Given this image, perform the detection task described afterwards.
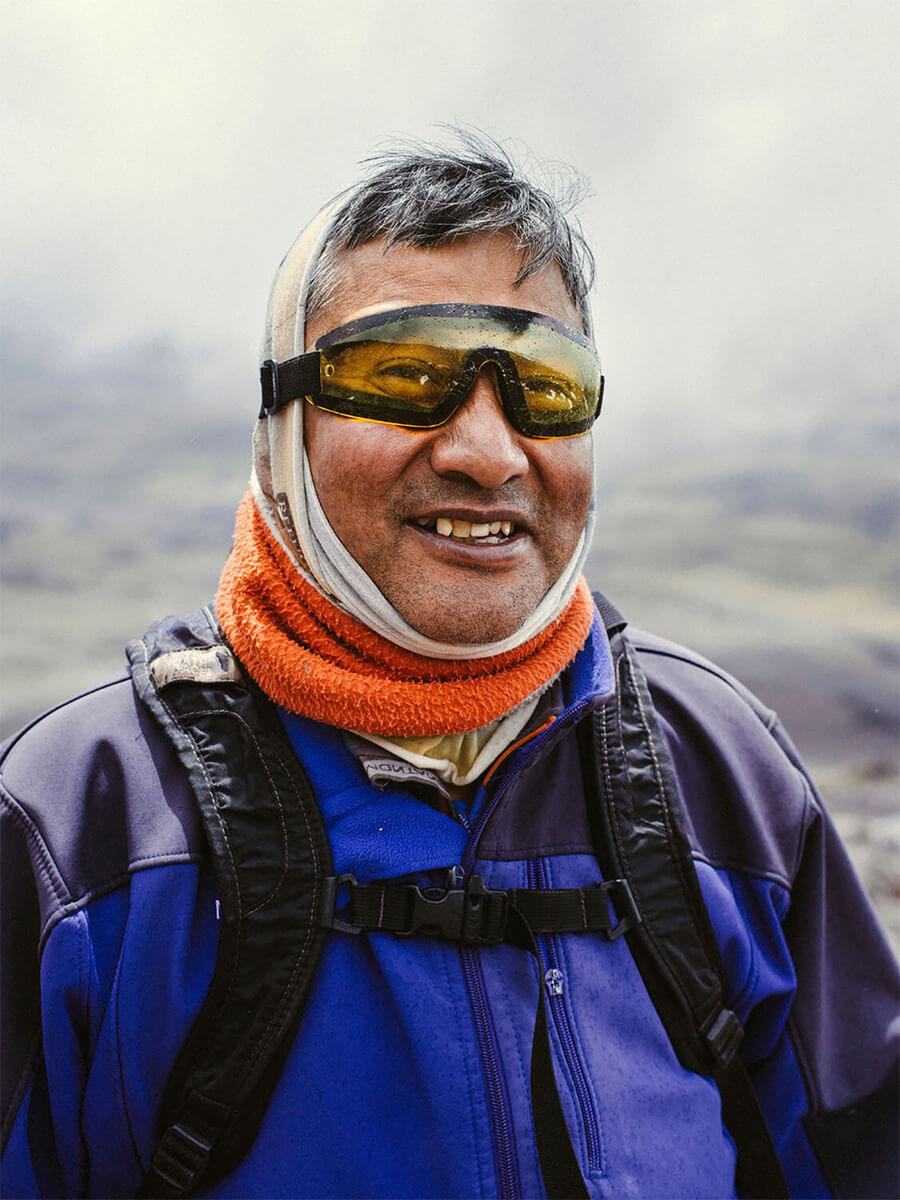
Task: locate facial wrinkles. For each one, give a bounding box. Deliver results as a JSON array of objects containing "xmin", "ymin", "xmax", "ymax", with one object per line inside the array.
[{"xmin": 296, "ymin": 234, "xmax": 595, "ymax": 648}]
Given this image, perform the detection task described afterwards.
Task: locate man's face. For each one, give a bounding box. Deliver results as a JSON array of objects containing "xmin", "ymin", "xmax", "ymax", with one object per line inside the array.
[{"xmin": 303, "ymin": 234, "xmax": 594, "ymax": 644}]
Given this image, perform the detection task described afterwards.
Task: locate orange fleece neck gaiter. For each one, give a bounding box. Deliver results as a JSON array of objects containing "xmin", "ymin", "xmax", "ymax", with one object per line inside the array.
[{"xmin": 217, "ymin": 493, "xmax": 594, "ymax": 737}]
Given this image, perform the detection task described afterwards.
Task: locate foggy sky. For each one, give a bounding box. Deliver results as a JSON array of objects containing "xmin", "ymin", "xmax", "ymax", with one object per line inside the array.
[{"xmin": 2, "ymin": 0, "xmax": 898, "ymax": 451}]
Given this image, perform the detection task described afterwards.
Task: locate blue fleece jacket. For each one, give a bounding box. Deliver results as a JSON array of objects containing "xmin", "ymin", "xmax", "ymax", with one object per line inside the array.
[{"xmin": 1, "ymin": 616, "xmax": 896, "ymax": 1198}]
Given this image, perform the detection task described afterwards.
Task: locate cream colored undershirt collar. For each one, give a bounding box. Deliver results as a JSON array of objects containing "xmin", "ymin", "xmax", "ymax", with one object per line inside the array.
[{"xmin": 354, "ymin": 690, "xmax": 543, "ymax": 787}]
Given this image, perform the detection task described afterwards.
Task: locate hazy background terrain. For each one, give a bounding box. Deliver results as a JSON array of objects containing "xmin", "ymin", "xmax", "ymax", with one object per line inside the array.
[{"xmin": 2, "ymin": 1, "xmax": 897, "ymax": 946}]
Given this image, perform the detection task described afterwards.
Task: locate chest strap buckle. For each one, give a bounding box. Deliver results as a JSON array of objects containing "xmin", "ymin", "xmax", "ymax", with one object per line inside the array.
[
  {"xmin": 400, "ymin": 874, "xmax": 509, "ymax": 944},
  {"xmin": 320, "ymin": 874, "xmax": 509, "ymax": 944}
]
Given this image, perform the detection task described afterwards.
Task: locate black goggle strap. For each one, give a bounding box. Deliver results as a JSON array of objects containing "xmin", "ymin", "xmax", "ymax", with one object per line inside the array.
[{"xmin": 259, "ymin": 353, "xmax": 321, "ymax": 418}]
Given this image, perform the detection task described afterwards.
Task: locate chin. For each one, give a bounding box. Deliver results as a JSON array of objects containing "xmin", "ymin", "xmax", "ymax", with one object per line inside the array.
[
  {"xmin": 404, "ymin": 609, "xmax": 528, "ymax": 647},
  {"xmin": 387, "ymin": 580, "xmax": 541, "ymax": 648},
  {"xmin": 437, "ymin": 627, "xmax": 520, "ymax": 647}
]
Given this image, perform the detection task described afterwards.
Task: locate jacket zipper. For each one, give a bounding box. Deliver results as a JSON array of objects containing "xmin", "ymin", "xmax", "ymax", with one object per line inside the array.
[
  {"xmin": 462, "ymin": 946, "xmax": 522, "ymax": 1199},
  {"xmin": 457, "ymin": 700, "xmax": 594, "ymax": 1199},
  {"xmin": 529, "ymin": 857, "xmax": 604, "ymax": 1175}
]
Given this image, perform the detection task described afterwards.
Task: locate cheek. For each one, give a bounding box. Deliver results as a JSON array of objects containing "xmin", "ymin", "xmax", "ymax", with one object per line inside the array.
[
  {"xmin": 303, "ymin": 407, "xmax": 413, "ymax": 522},
  {"xmin": 542, "ymin": 436, "xmax": 594, "ymax": 524},
  {"xmin": 304, "ymin": 408, "xmax": 343, "ymax": 509}
]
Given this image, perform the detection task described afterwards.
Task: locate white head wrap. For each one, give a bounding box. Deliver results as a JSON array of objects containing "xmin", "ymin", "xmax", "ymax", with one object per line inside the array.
[{"xmin": 250, "ymin": 196, "xmax": 597, "ymax": 660}]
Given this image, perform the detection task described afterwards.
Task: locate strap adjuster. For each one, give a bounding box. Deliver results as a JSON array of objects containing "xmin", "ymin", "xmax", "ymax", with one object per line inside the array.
[
  {"xmin": 259, "ymin": 359, "xmax": 280, "ymax": 417},
  {"xmin": 150, "ymin": 1122, "xmax": 213, "ymax": 1194},
  {"xmin": 703, "ymin": 1006, "xmax": 744, "ymax": 1068},
  {"xmin": 319, "ymin": 873, "xmax": 362, "ymax": 934},
  {"xmin": 320, "ymin": 874, "xmax": 643, "ymax": 945},
  {"xmin": 604, "ymin": 877, "xmax": 641, "ymax": 940}
]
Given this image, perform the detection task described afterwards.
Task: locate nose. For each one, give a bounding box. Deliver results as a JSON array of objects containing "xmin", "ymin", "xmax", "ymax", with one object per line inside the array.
[{"xmin": 428, "ymin": 367, "xmax": 529, "ymax": 488}]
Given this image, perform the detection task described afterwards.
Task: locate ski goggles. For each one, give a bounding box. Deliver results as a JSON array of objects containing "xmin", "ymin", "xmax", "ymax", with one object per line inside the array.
[{"xmin": 259, "ymin": 303, "xmax": 604, "ymax": 439}]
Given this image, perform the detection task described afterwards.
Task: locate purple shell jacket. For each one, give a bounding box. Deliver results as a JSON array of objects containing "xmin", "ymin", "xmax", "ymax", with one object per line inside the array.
[{"xmin": 1, "ymin": 612, "xmax": 897, "ymax": 1198}]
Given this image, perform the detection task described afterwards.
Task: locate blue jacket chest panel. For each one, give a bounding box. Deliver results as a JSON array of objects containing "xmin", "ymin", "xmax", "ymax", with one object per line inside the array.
[
  {"xmin": 3, "ymin": 619, "xmax": 845, "ymax": 1199},
  {"xmin": 214, "ymin": 694, "xmax": 742, "ymax": 1199}
]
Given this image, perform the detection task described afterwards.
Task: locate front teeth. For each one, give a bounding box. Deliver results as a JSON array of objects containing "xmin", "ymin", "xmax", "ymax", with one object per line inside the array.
[{"xmin": 424, "ymin": 517, "xmax": 515, "ymax": 543}]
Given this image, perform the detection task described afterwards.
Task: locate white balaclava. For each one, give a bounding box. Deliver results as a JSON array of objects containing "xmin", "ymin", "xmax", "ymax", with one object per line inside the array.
[{"xmin": 250, "ymin": 195, "xmax": 597, "ymax": 661}]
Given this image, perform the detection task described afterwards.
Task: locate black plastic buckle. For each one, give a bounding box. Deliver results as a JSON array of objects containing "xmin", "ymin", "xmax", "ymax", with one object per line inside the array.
[
  {"xmin": 603, "ymin": 877, "xmax": 642, "ymax": 940},
  {"xmin": 319, "ymin": 873, "xmax": 362, "ymax": 934},
  {"xmin": 259, "ymin": 359, "xmax": 280, "ymax": 418},
  {"xmin": 704, "ymin": 1006, "xmax": 744, "ymax": 1068},
  {"xmin": 150, "ymin": 1122, "xmax": 213, "ymax": 1194},
  {"xmin": 399, "ymin": 875, "xmax": 508, "ymax": 945}
]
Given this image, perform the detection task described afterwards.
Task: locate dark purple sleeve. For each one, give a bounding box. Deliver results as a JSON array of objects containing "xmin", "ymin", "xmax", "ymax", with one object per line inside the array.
[
  {"xmin": 638, "ymin": 633, "xmax": 899, "ymax": 1198},
  {"xmin": 770, "ymin": 718, "xmax": 899, "ymax": 1199}
]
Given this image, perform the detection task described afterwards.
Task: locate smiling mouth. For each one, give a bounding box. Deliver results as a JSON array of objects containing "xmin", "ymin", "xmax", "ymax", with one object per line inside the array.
[{"xmin": 413, "ymin": 516, "xmax": 517, "ymax": 545}]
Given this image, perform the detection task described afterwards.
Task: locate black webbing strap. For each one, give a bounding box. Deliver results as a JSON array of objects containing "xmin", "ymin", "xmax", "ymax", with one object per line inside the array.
[
  {"xmin": 717, "ymin": 1054, "xmax": 793, "ymax": 1200},
  {"xmin": 586, "ymin": 592, "xmax": 789, "ymax": 1200},
  {"xmin": 321, "ymin": 873, "xmax": 640, "ymax": 943},
  {"xmin": 259, "ymin": 353, "xmax": 320, "ymax": 417},
  {"xmin": 321, "ymin": 874, "xmax": 605, "ymax": 1200},
  {"xmin": 504, "ymin": 902, "xmax": 591, "ymax": 1200}
]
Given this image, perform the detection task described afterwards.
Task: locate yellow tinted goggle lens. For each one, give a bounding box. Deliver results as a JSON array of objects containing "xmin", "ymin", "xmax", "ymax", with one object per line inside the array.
[
  {"xmin": 322, "ymin": 340, "xmax": 462, "ymax": 410},
  {"xmin": 507, "ymin": 356, "xmax": 588, "ymax": 415},
  {"xmin": 313, "ymin": 306, "xmax": 602, "ymax": 436},
  {"xmin": 322, "ymin": 341, "xmax": 592, "ymax": 417}
]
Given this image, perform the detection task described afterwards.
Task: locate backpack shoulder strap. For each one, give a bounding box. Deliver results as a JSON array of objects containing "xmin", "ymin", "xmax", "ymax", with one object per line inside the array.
[
  {"xmin": 585, "ymin": 593, "xmax": 789, "ymax": 1200},
  {"xmin": 127, "ymin": 608, "xmax": 333, "ymax": 1199}
]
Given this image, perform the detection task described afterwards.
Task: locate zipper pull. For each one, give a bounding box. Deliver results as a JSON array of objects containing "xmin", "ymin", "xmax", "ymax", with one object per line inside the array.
[
  {"xmin": 448, "ymin": 864, "xmax": 464, "ymax": 888},
  {"xmin": 545, "ymin": 968, "xmax": 564, "ymax": 997}
]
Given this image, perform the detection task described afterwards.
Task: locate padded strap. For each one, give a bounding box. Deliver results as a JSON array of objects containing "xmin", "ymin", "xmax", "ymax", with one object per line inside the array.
[
  {"xmin": 585, "ymin": 634, "xmax": 736, "ymax": 1068},
  {"xmin": 583, "ymin": 597, "xmax": 789, "ymax": 1199},
  {"xmin": 592, "ymin": 591, "xmax": 627, "ymax": 637},
  {"xmin": 129, "ymin": 622, "xmax": 333, "ymax": 1198}
]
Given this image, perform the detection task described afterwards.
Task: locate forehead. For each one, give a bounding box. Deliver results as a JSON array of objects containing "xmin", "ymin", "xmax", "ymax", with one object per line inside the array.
[{"xmin": 304, "ymin": 233, "xmax": 584, "ymax": 348}]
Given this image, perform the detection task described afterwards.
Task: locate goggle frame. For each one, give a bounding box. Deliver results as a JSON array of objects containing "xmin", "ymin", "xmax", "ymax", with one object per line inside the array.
[{"xmin": 259, "ymin": 303, "xmax": 604, "ymax": 440}]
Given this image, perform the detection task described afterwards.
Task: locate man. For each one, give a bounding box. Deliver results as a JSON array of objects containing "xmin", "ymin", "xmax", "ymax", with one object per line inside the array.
[{"xmin": 1, "ymin": 139, "xmax": 897, "ymax": 1199}]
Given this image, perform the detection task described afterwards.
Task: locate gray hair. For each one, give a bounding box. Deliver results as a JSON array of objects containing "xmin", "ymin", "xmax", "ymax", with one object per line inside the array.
[{"xmin": 305, "ymin": 130, "xmax": 596, "ymax": 321}]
